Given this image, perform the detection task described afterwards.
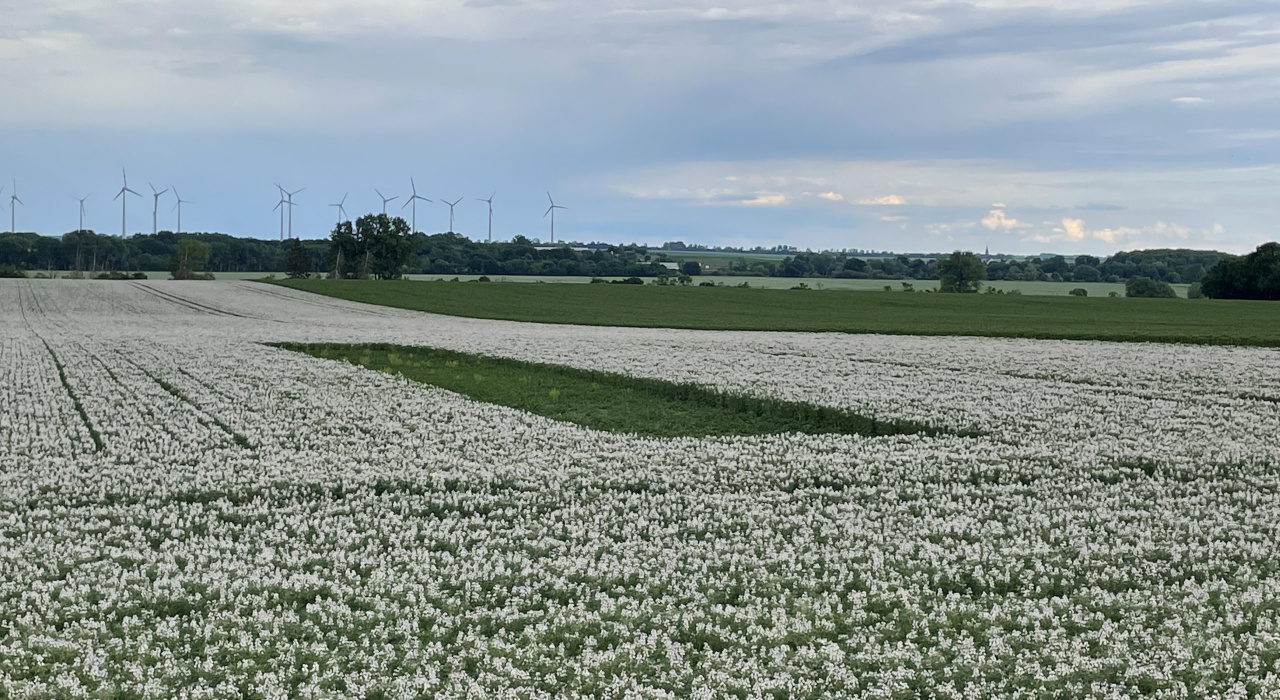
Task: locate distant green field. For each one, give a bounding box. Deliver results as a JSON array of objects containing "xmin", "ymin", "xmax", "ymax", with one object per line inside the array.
[
  {"xmin": 402, "ymin": 274, "xmax": 1166, "ymax": 297},
  {"xmin": 271, "ymin": 279, "xmax": 1280, "ymax": 347}
]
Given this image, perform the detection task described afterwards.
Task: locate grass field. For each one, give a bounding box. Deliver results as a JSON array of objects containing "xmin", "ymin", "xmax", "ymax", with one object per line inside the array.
[
  {"xmin": 271, "ymin": 278, "xmax": 1279, "ymax": 346},
  {"xmin": 280, "ymin": 343, "xmax": 940, "ymax": 438}
]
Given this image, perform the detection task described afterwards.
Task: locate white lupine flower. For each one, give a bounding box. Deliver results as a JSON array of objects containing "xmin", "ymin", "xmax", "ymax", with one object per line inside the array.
[{"xmin": 2, "ymin": 279, "xmax": 1280, "ymax": 698}]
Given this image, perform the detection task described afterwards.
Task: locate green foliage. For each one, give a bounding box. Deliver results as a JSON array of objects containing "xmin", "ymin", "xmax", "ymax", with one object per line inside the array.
[
  {"xmin": 1125, "ymin": 276, "xmax": 1178, "ymax": 298},
  {"xmin": 1069, "ymin": 288, "xmax": 1088, "ymax": 297},
  {"xmin": 286, "ymin": 239, "xmax": 311, "ymax": 279},
  {"xmin": 170, "ymin": 240, "xmax": 212, "ymax": 280},
  {"xmin": 278, "ymin": 343, "xmax": 945, "ymax": 438},
  {"xmin": 328, "ymin": 214, "xmax": 415, "ymax": 280},
  {"xmin": 681, "ymin": 260, "xmax": 701, "ymax": 276},
  {"xmin": 937, "ymin": 251, "xmax": 987, "ymax": 293},
  {"xmin": 1187, "ymin": 282, "xmax": 1204, "ymax": 299},
  {"xmin": 272, "ymin": 279, "xmax": 1280, "ymax": 347},
  {"xmin": 1200, "ymin": 242, "xmax": 1280, "ymax": 300},
  {"xmin": 0, "ymin": 263, "xmax": 26, "ymax": 278}
]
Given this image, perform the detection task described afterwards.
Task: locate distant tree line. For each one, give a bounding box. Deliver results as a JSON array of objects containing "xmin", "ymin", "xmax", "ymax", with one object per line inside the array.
[
  {"xmin": 737, "ymin": 248, "xmax": 1231, "ymax": 285},
  {"xmin": 0, "ymin": 225, "xmax": 1266, "ymax": 295}
]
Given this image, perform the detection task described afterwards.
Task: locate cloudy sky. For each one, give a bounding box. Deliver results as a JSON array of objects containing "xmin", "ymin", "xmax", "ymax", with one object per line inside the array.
[{"xmin": 3, "ymin": 0, "xmax": 1279, "ymax": 254}]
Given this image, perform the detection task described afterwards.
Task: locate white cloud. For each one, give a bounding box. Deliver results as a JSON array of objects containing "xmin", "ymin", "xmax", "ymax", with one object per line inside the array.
[
  {"xmin": 879, "ymin": 215, "xmax": 907, "ymax": 222},
  {"xmin": 738, "ymin": 193, "xmax": 787, "ymax": 207},
  {"xmin": 1058, "ymin": 217, "xmax": 1086, "ymax": 241},
  {"xmin": 857, "ymin": 194, "xmax": 906, "ymax": 205},
  {"xmin": 1172, "ymin": 96, "xmax": 1207, "ymax": 104},
  {"xmin": 817, "ymin": 191, "xmax": 844, "ymax": 201},
  {"xmin": 981, "ymin": 208, "xmax": 1024, "ymax": 230}
]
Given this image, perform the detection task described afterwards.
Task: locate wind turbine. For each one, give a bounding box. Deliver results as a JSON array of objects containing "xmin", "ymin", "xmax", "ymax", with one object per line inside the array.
[
  {"xmin": 375, "ymin": 189, "xmax": 399, "ymax": 215},
  {"xmin": 113, "ymin": 169, "xmax": 140, "ymax": 237},
  {"xmin": 329, "ymin": 193, "xmax": 349, "ymax": 224},
  {"xmin": 273, "ymin": 185, "xmax": 287, "ymax": 240},
  {"xmin": 475, "ymin": 193, "xmax": 495, "ymax": 242},
  {"xmin": 285, "ymin": 187, "xmax": 304, "ymax": 239},
  {"xmin": 149, "ymin": 183, "xmax": 169, "ymax": 235},
  {"xmin": 172, "ymin": 188, "xmax": 191, "ymax": 235},
  {"xmin": 402, "ymin": 178, "xmax": 431, "ymax": 233},
  {"xmin": 441, "ymin": 197, "xmax": 463, "ymax": 233},
  {"xmin": 72, "ymin": 193, "xmax": 90, "ymax": 232},
  {"xmin": 544, "ymin": 192, "xmax": 566, "ymax": 244},
  {"xmin": 8, "ymin": 181, "xmax": 22, "ymax": 234}
]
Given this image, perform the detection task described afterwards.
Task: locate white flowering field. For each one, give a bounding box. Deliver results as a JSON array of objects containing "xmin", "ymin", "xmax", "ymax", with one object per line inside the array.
[{"xmin": 3, "ymin": 279, "xmax": 1280, "ymax": 699}]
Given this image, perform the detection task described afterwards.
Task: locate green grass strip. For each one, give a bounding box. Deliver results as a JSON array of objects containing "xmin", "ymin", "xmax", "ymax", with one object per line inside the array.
[
  {"xmin": 277, "ymin": 342, "xmax": 951, "ymax": 439},
  {"xmin": 270, "ymin": 279, "xmax": 1280, "ymax": 348},
  {"xmin": 39, "ymin": 339, "xmax": 104, "ymax": 453}
]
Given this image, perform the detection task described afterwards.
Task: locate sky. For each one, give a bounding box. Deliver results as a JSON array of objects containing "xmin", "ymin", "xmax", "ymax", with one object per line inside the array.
[{"xmin": 2, "ymin": 0, "xmax": 1280, "ymax": 255}]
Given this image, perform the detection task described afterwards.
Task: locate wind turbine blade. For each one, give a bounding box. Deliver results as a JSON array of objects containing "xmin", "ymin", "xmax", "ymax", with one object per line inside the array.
[
  {"xmin": 547, "ymin": 191, "xmax": 554, "ymax": 205},
  {"xmin": 114, "ymin": 190, "xmax": 123, "ymax": 201},
  {"xmin": 340, "ymin": 193, "xmax": 347, "ymax": 205},
  {"xmin": 13, "ymin": 197, "xmax": 21, "ymax": 205},
  {"xmin": 376, "ymin": 189, "xmax": 384, "ymax": 199},
  {"xmin": 402, "ymin": 198, "xmax": 412, "ymax": 209},
  {"xmin": 544, "ymin": 206, "xmax": 553, "ymax": 217}
]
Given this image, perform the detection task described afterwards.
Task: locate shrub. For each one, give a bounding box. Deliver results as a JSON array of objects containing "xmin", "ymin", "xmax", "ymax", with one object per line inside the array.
[
  {"xmin": 1187, "ymin": 282, "xmax": 1204, "ymax": 299},
  {"xmin": 0, "ymin": 264, "xmax": 26, "ymax": 278},
  {"xmin": 1125, "ymin": 276, "xmax": 1177, "ymax": 298},
  {"xmin": 680, "ymin": 261, "xmax": 701, "ymax": 276},
  {"xmin": 1069, "ymin": 288, "xmax": 1088, "ymax": 297}
]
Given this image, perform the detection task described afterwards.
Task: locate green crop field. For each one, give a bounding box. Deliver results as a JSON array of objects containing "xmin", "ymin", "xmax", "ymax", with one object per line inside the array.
[
  {"xmin": 279, "ymin": 343, "xmax": 940, "ymax": 438},
  {"xmin": 271, "ymin": 278, "xmax": 1280, "ymax": 346}
]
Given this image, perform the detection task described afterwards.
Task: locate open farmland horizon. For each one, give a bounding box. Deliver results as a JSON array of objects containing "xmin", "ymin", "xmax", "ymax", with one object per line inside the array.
[{"xmin": 273, "ymin": 278, "xmax": 1277, "ymax": 347}]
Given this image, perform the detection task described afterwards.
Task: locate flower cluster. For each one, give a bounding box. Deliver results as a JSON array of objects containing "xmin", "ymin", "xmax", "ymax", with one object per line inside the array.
[{"xmin": 2, "ymin": 279, "xmax": 1279, "ymax": 699}]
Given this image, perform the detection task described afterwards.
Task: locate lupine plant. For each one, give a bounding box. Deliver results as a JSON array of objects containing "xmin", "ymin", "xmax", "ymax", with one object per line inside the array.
[{"xmin": 1, "ymin": 279, "xmax": 1279, "ymax": 699}]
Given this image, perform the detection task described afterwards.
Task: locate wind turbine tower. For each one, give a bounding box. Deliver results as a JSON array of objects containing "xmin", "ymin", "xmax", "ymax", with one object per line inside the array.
[
  {"xmin": 441, "ymin": 197, "xmax": 463, "ymax": 233},
  {"xmin": 544, "ymin": 192, "xmax": 567, "ymax": 244},
  {"xmin": 375, "ymin": 189, "xmax": 399, "ymax": 215},
  {"xmin": 8, "ymin": 182, "xmax": 22, "ymax": 234},
  {"xmin": 285, "ymin": 187, "xmax": 304, "ymax": 239},
  {"xmin": 72, "ymin": 194, "xmax": 90, "ymax": 232},
  {"xmin": 172, "ymin": 189, "xmax": 192, "ymax": 235},
  {"xmin": 149, "ymin": 183, "xmax": 169, "ymax": 235},
  {"xmin": 329, "ymin": 193, "xmax": 349, "ymax": 225},
  {"xmin": 273, "ymin": 185, "xmax": 287, "ymax": 240},
  {"xmin": 475, "ymin": 193, "xmax": 495, "ymax": 242},
  {"xmin": 403, "ymin": 179, "xmax": 431, "ymax": 233},
  {"xmin": 113, "ymin": 170, "xmax": 140, "ymax": 237}
]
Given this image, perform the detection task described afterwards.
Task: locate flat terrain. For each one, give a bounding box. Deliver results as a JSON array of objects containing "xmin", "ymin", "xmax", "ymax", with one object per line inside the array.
[
  {"xmin": 400, "ymin": 274, "xmax": 1166, "ymax": 297},
  {"xmin": 5, "ymin": 279, "xmax": 1280, "ymax": 697},
  {"xmin": 282, "ymin": 342, "xmax": 937, "ymax": 437},
  {"xmin": 274, "ymin": 278, "xmax": 1277, "ymax": 346},
  {"xmin": 115, "ymin": 271, "xmax": 1163, "ymax": 296}
]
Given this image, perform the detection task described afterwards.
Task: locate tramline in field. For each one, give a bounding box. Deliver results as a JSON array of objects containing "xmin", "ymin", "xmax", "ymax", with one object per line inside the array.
[{"xmin": 2, "ymin": 278, "xmax": 1280, "ymax": 698}]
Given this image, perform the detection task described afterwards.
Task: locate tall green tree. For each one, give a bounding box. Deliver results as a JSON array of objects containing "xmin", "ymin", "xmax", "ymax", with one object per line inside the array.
[
  {"xmin": 328, "ymin": 214, "xmax": 414, "ymax": 280},
  {"xmin": 937, "ymin": 251, "xmax": 986, "ymax": 293},
  {"xmin": 170, "ymin": 240, "xmax": 211, "ymax": 280},
  {"xmin": 286, "ymin": 239, "xmax": 311, "ymax": 279},
  {"xmin": 1201, "ymin": 242, "xmax": 1280, "ymax": 300}
]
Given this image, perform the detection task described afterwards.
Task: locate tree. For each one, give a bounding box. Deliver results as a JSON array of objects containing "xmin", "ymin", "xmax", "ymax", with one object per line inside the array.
[
  {"xmin": 1201, "ymin": 242, "xmax": 1280, "ymax": 300},
  {"xmin": 937, "ymin": 251, "xmax": 986, "ymax": 293},
  {"xmin": 328, "ymin": 214, "xmax": 414, "ymax": 280},
  {"xmin": 680, "ymin": 260, "xmax": 701, "ymax": 276},
  {"xmin": 170, "ymin": 240, "xmax": 211, "ymax": 280},
  {"xmin": 1125, "ymin": 276, "xmax": 1177, "ymax": 298},
  {"xmin": 286, "ymin": 239, "xmax": 311, "ymax": 279}
]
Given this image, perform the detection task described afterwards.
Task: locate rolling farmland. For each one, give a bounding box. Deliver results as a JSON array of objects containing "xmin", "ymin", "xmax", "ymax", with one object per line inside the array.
[{"xmin": 4, "ymin": 279, "xmax": 1280, "ymax": 698}]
